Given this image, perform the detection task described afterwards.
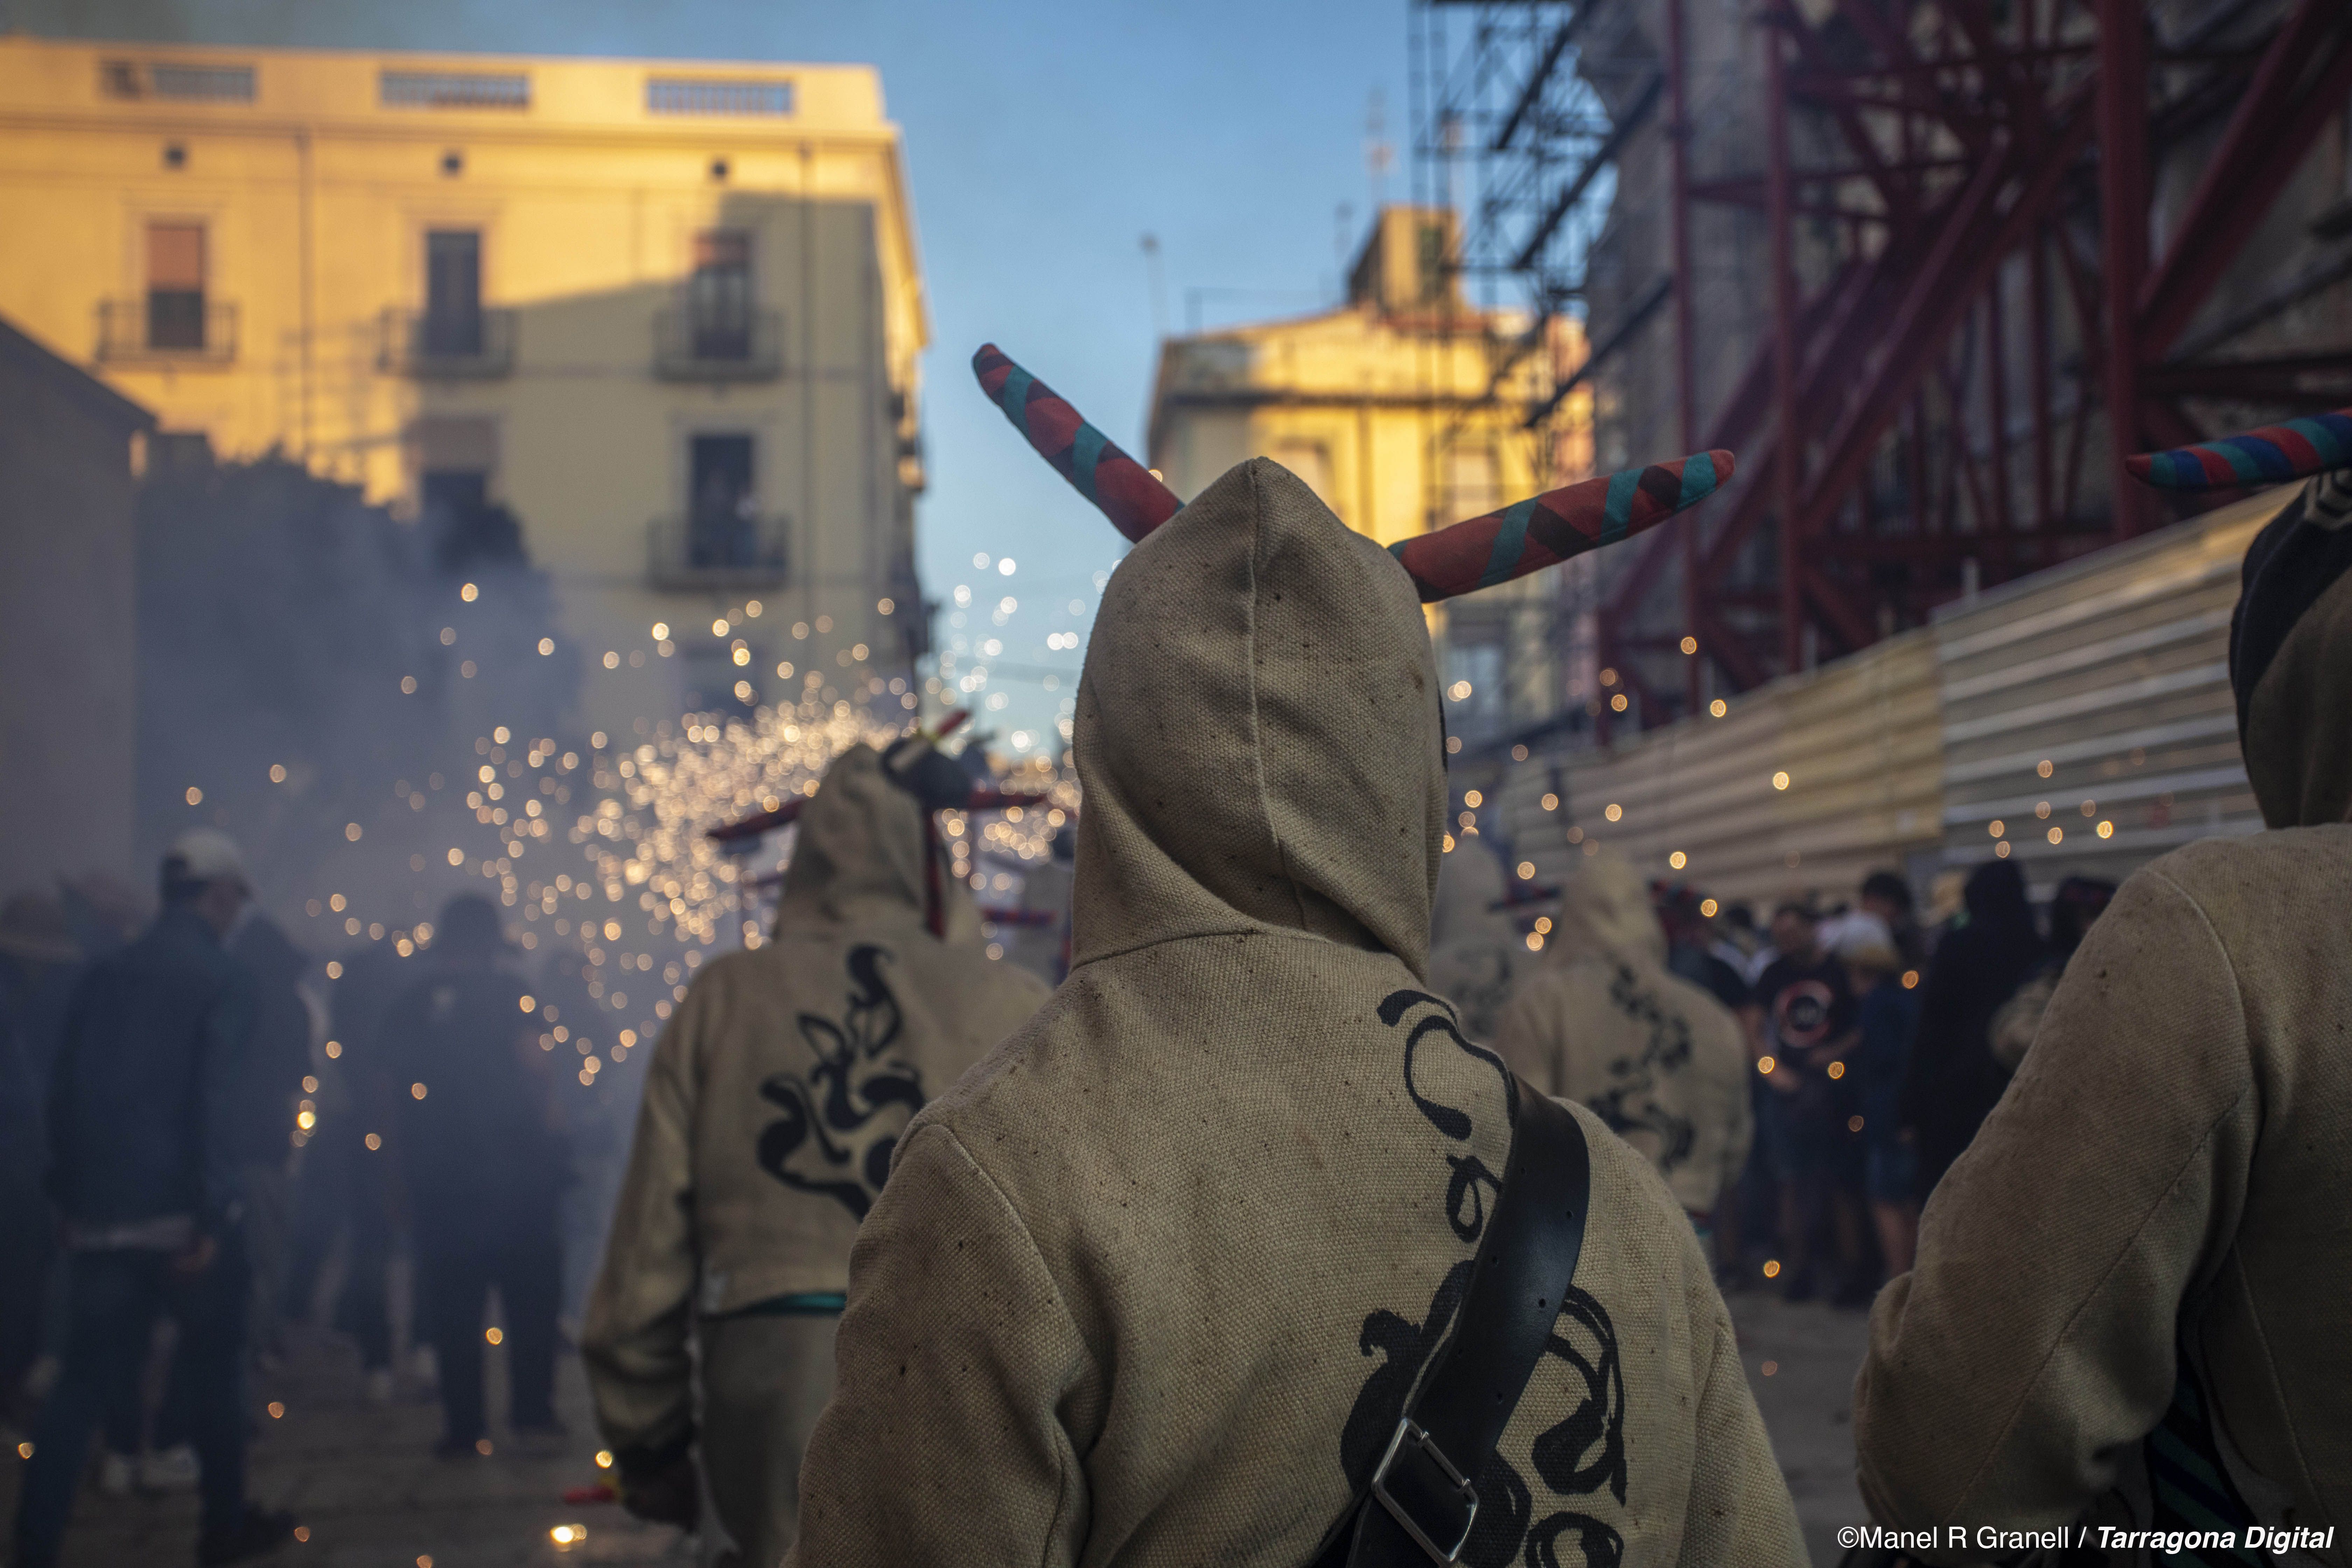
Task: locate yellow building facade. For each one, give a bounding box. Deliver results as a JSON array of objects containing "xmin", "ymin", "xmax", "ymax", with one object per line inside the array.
[
  {"xmin": 0, "ymin": 36, "xmax": 930, "ymax": 735},
  {"xmin": 1146, "ymin": 207, "xmax": 1594, "ymax": 746}
]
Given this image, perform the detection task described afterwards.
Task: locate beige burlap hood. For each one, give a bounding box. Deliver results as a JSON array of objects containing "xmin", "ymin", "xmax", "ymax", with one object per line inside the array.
[
  {"xmin": 786, "ymin": 460, "xmax": 1801, "ymax": 1568},
  {"xmin": 1490, "ymin": 849, "xmax": 1751, "ymax": 1218},
  {"xmin": 580, "ymin": 743, "xmax": 1048, "ymax": 1467},
  {"xmin": 1855, "ymin": 488, "xmax": 2352, "ymax": 1555},
  {"xmin": 1426, "ymin": 835, "xmax": 1525, "ymax": 1043}
]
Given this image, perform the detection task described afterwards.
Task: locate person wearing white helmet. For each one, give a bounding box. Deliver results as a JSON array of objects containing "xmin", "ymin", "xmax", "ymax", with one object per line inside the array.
[{"xmin": 12, "ymin": 830, "xmax": 298, "ymax": 1568}]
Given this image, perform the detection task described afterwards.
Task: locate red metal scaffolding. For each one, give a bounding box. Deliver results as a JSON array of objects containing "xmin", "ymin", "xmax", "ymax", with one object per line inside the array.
[{"xmin": 1593, "ymin": 0, "xmax": 2352, "ymax": 731}]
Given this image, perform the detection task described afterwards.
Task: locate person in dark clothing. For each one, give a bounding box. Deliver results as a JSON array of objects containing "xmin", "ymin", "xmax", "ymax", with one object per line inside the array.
[
  {"xmin": 12, "ymin": 831, "xmax": 296, "ymax": 1568},
  {"xmin": 382, "ymin": 895, "xmax": 565, "ymax": 1455},
  {"xmin": 0, "ymin": 894, "xmax": 81, "ymax": 1435},
  {"xmin": 281, "ymin": 944, "xmax": 407, "ymax": 1392},
  {"xmin": 1661, "ymin": 886, "xmax": 1750, "ymax": 1013},
  {"xmin": 1898, "ymin": 858, "xmax": 2045, "ymax": 1203},
  {"xmin": 134, "ymin": 912, "xmax": 316, "ymax": 1476},
  {"xmin": 1858, "ymin": 869, "xmax": 1923, "ymax": 967},
  {"xmin": 1837, "ymin": 917, "xmax": 1922, "ymax": 1279},
  {"xmin": 1744, "ymin": 902, "xmax": 1869, "ymax": 1305}
]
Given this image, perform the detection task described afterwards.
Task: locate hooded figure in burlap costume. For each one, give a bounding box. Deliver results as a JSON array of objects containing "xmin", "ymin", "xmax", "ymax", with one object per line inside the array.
[
  {"xmin": 1855, "ymin": 413, "xmax": 2352, "ymax": 1560},
  {"xmin": 582, "ymin": 740, "xmax": 1049, "ymax": 1568},
  {"xmin": 781, "ymin": 349, "xmax": 1801, "ymax": 1568},
  {"xmin": 1425, "ymin": 833, "xmax": 1524, "ymax": 1044},
  {"xmin": 1490, "ymin": 848, "xmax": 1751, "ymax": 1231}
]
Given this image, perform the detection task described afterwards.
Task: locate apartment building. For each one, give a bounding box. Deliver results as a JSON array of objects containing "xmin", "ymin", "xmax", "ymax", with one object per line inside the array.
[{"xmin": 0, "ymin": 36, "xmax": 931, "ymax": 733}]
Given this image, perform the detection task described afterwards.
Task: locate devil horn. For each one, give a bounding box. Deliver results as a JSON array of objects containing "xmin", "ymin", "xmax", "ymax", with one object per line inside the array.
[
  {"xmin": 973, "ymin": 344, "xmax": 1183, "ymax": 544},
  {"xmin": 2125, "ymin": 408, "xmax": 2352, "ymax": 491},
  {"xmin": 1388, "ymin": 450, "xmax": 1737, "ymax": 603}
]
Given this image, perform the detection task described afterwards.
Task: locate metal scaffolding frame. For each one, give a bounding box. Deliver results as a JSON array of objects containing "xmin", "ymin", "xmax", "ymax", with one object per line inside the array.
[{"xmin": 1587, "ymin": 0, "xmax": 2352, "ymax": 734}]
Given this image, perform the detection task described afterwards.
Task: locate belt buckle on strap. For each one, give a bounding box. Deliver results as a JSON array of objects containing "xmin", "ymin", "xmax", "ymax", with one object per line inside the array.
[{"xmin": 1370, "ymin": 1418, "xmax": 1479, "ymax": 1564}]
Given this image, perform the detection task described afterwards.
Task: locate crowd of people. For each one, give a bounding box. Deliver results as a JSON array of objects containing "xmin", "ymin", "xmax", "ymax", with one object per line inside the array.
[
  {"xmin": 0, "ymin": 829, "xmax": 644, "ymax": 1566},
  {"xmin": 1427, "ymin": 827, "xmax": 2127, "ymax": 1326}
]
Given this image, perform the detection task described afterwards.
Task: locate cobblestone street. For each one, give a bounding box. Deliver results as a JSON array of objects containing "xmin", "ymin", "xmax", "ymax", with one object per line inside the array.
[{"xmin": 1, "ymin": 1291, "xmax": 1874, "ymax": 1568}]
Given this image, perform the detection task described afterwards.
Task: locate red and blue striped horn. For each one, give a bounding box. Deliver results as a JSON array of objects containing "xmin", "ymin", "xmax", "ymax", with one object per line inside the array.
[
  {"xmin": 973, "ymin": 344, "xmax": 1182, "ymax": 544},
  {"xmin": 2126, "ymin": 408, "xmax": 2352, "ymax": 491},
  {"xmin": 1389, "ymin": 450, "xmax": 1736, "ymax": 603}
]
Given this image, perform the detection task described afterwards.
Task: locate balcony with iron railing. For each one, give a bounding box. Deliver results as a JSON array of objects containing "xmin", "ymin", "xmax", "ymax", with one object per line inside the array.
[
  {"xmin": 653, "ymin": 306, "xmax": 783, "ymax": 382},
  {"xmin": 647, "ymin": 514, "xmax": 790, "ymax": 592},
  {"xmin": 378, "ymin": 307, "xmax": 518, "ymax": 379},
  {"xmin": 96, "ymin": 298, "xmax": 237, "ymax": 364}
]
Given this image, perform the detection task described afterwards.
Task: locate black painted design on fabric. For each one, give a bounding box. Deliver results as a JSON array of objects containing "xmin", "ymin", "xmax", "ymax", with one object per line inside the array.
[
  {"xmin": 1526, "ymin": 1512, "xmax": 1626, "ymax": 1568},
  {"xmin": 1339, "ymin": 1259, "xmax": 1475, "ymax": 1491},
  {"xmin": 1332, "ymin": 991, "xmax": 1632, "ymax": 1568},
  {"xmin": 754, "ymin": 944, "xmax": 925, "ymax": 1220},
  {"xmin": 1587, "ymin": 963, "xmax": 1698, "ymax": 1177}
]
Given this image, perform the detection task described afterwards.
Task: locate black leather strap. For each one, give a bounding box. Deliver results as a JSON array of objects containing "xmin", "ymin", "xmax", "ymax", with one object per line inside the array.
[{"xmin": 1332, "ymin": 1077, "xmax": 1592, "ymax": 1567}]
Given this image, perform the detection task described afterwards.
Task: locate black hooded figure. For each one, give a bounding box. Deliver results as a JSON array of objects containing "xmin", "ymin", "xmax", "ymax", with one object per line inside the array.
[{"xmin": 1899, "ymin": 860, "xmax": 2045, "ymax": 1200}]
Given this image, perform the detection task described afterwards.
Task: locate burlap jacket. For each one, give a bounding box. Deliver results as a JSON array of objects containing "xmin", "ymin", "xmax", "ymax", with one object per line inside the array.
[
  {"xmin": 1426, "ymin": 834, "xmax": 1524, "ymax": 1044},
  {"xmin": 1856, "ymin": 493, "xmax": 2352, "ymax": 1561},
  {"xmin": 786, "ymin": 460, "xmax": 1802, "ymax": 1568},
  {"xmin": 1491, "ymin": 851, "xmax": 1752, "ymax": 1219},
  {"xmin": 580, "ymin": 744, "xmax": 1049, "ymax": 1466}
]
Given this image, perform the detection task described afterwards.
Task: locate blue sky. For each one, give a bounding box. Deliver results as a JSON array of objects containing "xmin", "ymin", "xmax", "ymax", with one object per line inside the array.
[{"xmin": 19, "ymin": 0, "xmax": 1416, "ymax": 752}]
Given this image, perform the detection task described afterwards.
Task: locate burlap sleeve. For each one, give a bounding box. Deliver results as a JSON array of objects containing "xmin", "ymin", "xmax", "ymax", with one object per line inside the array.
[
  {"xmin": 787, "ymin": 1120, "xmax": 1094, "ymax": 1568},
  {"xmin": 579, "ymin": 987, "xmax": 707, "ymax": 1469},
  {"xmin": 1852, "ymin": 866, "xmax": 2257, "ymax": 1534}
]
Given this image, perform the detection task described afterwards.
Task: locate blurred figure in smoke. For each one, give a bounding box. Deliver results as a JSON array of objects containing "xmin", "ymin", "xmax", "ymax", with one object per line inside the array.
[
  {"xmin": 121, "ymin": 906, "xmax": 316, "ymax": 1494},
  {"xmin": 584, "ymin": 738, "xmax": 1049, "ymax": 1568},
  {"xmin": 0, "ymin": 894, "xmax": 80, "ymax": 1436},
  {"xmin": 282, "ymin": 943, "xmax": 407, "ymax": 1400},
  {"xmin": 13, "ymin": 831, "xmax": 296, "ymax": 1568},
  {"xmin": 383, "ymin": 894, "xmax": 565, "ymax": 1456},
  {"xmin": 1423, "ymin": 831, "xmax": 1521, "ymax": 1043},
  {"xmin": 533, "ymin": 944, "xmax": 637, "ymax": 1333},
  {"xmin": 1898, "ymin": 859, "xmax": 2043, "ymax": 1203}
]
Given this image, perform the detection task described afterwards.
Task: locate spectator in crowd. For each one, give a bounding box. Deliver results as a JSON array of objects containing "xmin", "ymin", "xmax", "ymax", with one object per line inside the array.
[
  {"xmin": 1660, "ymin": 886, "xmax": 1750, "ymax": 1014},
  {"xmin": 1714, "ymin": 900, "xmax": 1764, "ymax": 980},
  {"xmin": 1494, "ymin": 849, "xmax": 1752, "ymax": 1249},
  {"xmin": 1920, "ymin": 869, "xmax": 1968, "ymax": 960},
  {"xmin": 1900, "ymin": 859, "xmax": 2044, "ymax": 1202},
  {"xmin": 1745, "ymin": 901, "xmax": 1870, "ymax": 1306},
  {"xmin": 383, "ymin": 894, "xmax": 565, "ymax": 1457},
  {"xmin": 1858, "ymin": 870, "xmax": 1922, "ymax": 965},
  {"xmin": 12, "ymin": 831, "xmax": 295, "ymax": 1568},
  {"xmin": 1838, "ymin": 915, "xmax": 1922, "ymax": 1280},
  {"xmin": 0, "ymin": 894, "xmax": 80, "ymax": 1438}
]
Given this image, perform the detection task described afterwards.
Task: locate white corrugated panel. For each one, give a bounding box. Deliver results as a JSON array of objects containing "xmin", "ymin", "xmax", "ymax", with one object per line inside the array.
[
  {"xmin": 1930, "ymin": 485, "xmax": 2294, "ymax": 893},
  {"xmin": 1483, "ymin": 629, "xmax": 1943, "ymax": 910}
]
